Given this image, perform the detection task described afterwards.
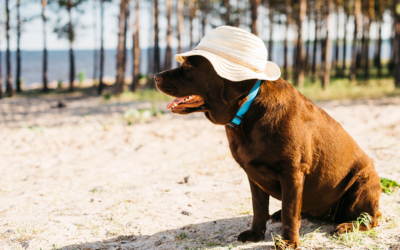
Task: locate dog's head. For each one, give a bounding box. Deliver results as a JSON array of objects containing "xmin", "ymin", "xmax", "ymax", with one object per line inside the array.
[{"xmin": 155, "ymin": 56, "xmax": 257, "ymax": 125}]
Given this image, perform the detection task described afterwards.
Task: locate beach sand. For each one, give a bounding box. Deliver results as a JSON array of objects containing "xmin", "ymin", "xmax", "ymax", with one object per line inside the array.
[{"xmin": 0, "ymin": 94, "xmax": 400, "ymax": 249}]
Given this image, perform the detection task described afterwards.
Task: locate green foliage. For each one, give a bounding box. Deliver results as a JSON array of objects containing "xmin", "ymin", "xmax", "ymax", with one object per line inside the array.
[
  {"xmin": 122, "ymin": 107, "xmax": 164, "ymax": 125},
  {"xmin": 103, "ymin": 89, "xmax": 173, "ymax": 102},
  {"xmin": 380, "ymin": 178, "xmax": 400, "ymax": 194},
  {"xmin": 331, "ymin": 213, "xmax": 381, "ymax": 248},
  {"xmin": 78, "ymin": 70, "xmax": 85, "ymax": 83},
  {"xmin": 297, "ymin": 77, "xmax": 400, "ymax": 101}
]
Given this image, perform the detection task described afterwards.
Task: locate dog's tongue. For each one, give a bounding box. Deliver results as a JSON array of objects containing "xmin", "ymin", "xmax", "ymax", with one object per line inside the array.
[{"xmin": 166, "ymin": 97, "xmax": 186, "ymax": 109}]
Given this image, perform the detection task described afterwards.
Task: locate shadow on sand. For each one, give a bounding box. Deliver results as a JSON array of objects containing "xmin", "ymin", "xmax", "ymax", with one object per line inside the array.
[{"xmin": 57, "ymin": 215, "xmax": 336, "ymax": 250}]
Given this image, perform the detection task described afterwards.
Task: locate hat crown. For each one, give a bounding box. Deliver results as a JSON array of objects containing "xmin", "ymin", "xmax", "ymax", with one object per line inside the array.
[{"xmin": 195, "ymin": 26, "xmax": 268, "ymax": 73}]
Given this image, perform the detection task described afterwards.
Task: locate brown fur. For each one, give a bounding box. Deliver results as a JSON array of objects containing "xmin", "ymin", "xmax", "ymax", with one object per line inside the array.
[{"xmin": 155, "ymin": 56, "xmax": 381, "ymax": 249}]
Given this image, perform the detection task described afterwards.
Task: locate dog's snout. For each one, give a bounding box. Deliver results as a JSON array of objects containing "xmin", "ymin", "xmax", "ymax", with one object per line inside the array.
[{"xmin": 154, "ymin": 74, "xmax": 162, "ymax": 85}]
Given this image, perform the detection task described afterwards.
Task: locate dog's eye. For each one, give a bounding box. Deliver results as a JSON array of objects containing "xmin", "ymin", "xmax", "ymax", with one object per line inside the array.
[{"xmin": 184, "ymin": 63, "xmax": 193, "ymax": 68}]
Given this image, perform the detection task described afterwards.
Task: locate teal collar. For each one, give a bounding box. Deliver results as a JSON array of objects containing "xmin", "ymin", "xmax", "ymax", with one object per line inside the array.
[{"xmin": 227, "ymin": 79, "xmax": 261, "ymax": 127}]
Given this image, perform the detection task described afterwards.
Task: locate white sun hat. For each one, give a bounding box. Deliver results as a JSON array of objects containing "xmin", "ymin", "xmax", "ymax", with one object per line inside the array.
[{"xmin": 175, "ymin": 26, "xmax": 281, "ymax": 82}]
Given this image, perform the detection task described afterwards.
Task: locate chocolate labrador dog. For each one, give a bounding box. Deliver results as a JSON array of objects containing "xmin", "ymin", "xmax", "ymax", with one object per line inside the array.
[{"xmin": 155, "ymin": 56, "xmax": 381, "ymax": 249}]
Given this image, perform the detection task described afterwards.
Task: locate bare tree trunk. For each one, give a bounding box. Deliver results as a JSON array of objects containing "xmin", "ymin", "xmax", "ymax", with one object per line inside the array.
[
  {"xmin": 357, "ymin": 17, "xmax": 365, "ymax": 69},
  {"xmin": 123, "ymin": 2, "xmax": 129, "ymax": 71},
  {"xmin": 42, "ymin": 0, "xmax": 49, "ymax": 92},
  {"xmin": 341, "ymin": 12, "xmax": 347, "ymax": 74},
  {"xmin": 268, "ymin": 5, "xmax": 274, "ymax": 60},
  {"xmin": 16, "ymin": 0, "xmax": 22, "ymax": 93},
  {"xmin": 115, "ymin": 0, "xmax": 128, "ymax": 94},
  {"xmin": 98, "ymin": 0, "xmax": 105, "ymax": 95},
  {"xmin": 389, "ymin": 10, "xmax": 395, "ymax": 73},
  {"xmin": 132, "ymin": 0, "xmax": 140, "ymax": 92},
  {"xmin": 333, "ymin": 4, "xmax": 340, "ymax": 73},
  {"xmin": 225, "ymin": 0, "xmax": 231, "ymax": 25},
  {"xmin": 250, "ymin": 0, "xmax": 259, "ymax": 35},
  {"xmin": 5, "ymin": 0, "xmax": 13, "ymax": 97},
  {"xmin": 364, "ymin": 14, "xmax": 372, "ymax": 80},
  {"xmin": 201, "ymin": 0, "xmax": 209, "ymax": 37},
  {"xmin": 311, "ymin": 0, "xmax": 320, "ymax": 82},
  {"xmin": 321, "ymin": 0, "xmax": 331, "ymax": 89},
  {"xmin": 189, "ymin": 0, "xmax": 194, "ymax": 49},
  {"xmin": 296, "ymin": 0, "xmax": 306, "ymax": 88},
  {"xmin": 68, "ymin": 0, "xmax": 75, "ymax": 92},
  {"xmin": 374, "ymin": 0, "xmax": 384, "ymax": 77},
  {"xmin": 283, "ymin": 0, "xmax": 291, "ymax": 80},
  {"xmin": 305, "ymin": 9, "xmax": 311, "ymax": 74},
  {"xmin": 350, "ymin": 0, "xmax": 360, "ymax": 82},
  {"xmin": 0, "ymin": 38, "xmax": 3, "ymax": 99},
  {"xmin": 235, "ymin": 0, "xmax": 242, "ymax": 27},
  {"xmin": 92, "ymin": 0, "xmax": 98, "ymax": 83},
  {"xmin": 165, "ymin": 0, "xmax": 172, "ymax": 70},
  {"xmin": 153, "ymin": 0, "xmax": 160, "ymax": 86},
  {"xmin": 395, "ymin": 0, "xmax": 400, "ymax": 88},
  {"xmin": 177, "ymin": 0, "xmax": 183, "ymax": 54}
]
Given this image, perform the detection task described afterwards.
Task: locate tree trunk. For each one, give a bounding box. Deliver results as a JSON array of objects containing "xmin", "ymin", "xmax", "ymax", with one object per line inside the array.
[
  {"xmin": 364, "ymin": 15, "xmax": 372, "ymax": 80},
  {"xmin": 115, "ymin": 0, "xmax": 127, "ymax": 94},
  {"xmin": 153, "ymin": 0, "xmax": 160, "ymax": 86},
  {"xmin": 374, "ymin": 0, "xmax": 384, "ymax": 77},
  {"xmin": 98, "ymin": 0, "xmax": 105, "ymax": 95},
  {"xmin": 92, "ymin": 0, "xmax": 98, "ymax": 83},
  {"xmin": 333, "ymin": 5, "xmax": 340, "ymax": 73},
  {"xmin": 250, "ymin": 0, "xmax": 259, "ymax": 35},
  {"xmin": 321, "ymin": 0, "xmax": 331, "ymax": 89},
  {"xmin": 0, "ymin": 38, "xmax": 3, "ymax": 99},
  {"xmin": 189, "ymin": 0, "xmax": 194, "ymax": 49},
  {"xmin": 341, "ymin": 12, "xmax": 347, "ymax": 74},
  {"xmin": 395, "ymin": 0, "xmax": 400, "ymax": 88},
  {"xmin": 177, "ymin": 0, "xmax": 183, "ymax": 54},
  {"xmin": 42, "ymin": 0, "xmax": 48, "ymax": 92},
  {"xmin": 389, "ymin": 10, "xmax": 395, "ymax": 73},
  {"xmin": 305, "ymin": 9, "xmax": 311, "ymax": 74},
  {"xmin": 311, "ymin": 0, "xmax": 320, "ymax": 82},
  {"xmin": 123, "ymin": 2, "xmax": 129, "ymax": 71},
  {"xmin": 225, "ymin": 0, "xmax": 231, "ymax": 25},
  {"xmin": 236, "ymin": 0, "xmax": 242, "ymax": 27},
  {"xmin": 165, "ymin": 0, "xmax": 172, "ymax": 70},
  {"xmin": 357, "ymin": 17, "xmax": 365, "ymax": 69},
  {"xmin": 268, "ymin": 5, "xmax": 274, "ymax": 60},
  {"xmin": 296, "ymin": 0, "xmax": 306, "ymax": 88},
  {"xmin": 68, "ymin": 1, "xmax": 75, "ymax": 92},
  {"xmin": 202, "ymin": 0, "xmax": 209, "ymax": 37},
  {"xmin": 5, "ymin": 0, "xmax": 13, "ymax": 97},
  {"xmin": 132, "ymin": 0, "xmax": 140, "ymax": 92},
  {"xmin": 350, "ymin": 0, "xmax": 360, "ymax": 82},
  {"xmin": 283, "ymin": 0, "xmax": 291, "ymax": 80},
  {"xmin": 16, "ymin": 0, "xmax": 22, "ymax": 93}
]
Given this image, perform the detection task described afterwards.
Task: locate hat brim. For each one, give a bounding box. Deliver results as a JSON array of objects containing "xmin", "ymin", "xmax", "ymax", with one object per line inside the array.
[{"xmin": 175, "ymin": 50, "xmax": 281, "ymax": 82}]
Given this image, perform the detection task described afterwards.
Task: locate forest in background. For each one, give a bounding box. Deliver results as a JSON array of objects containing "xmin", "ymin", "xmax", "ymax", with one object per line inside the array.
[{"xmin": 0, "ymin": 0, "xmax": 400, "ymax": 98}]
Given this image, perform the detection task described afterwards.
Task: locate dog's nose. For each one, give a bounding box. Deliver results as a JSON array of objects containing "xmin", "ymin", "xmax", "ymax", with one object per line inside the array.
[{"xmin": 154, "ymin": 74, "xmax": 162, "ymax": 85}]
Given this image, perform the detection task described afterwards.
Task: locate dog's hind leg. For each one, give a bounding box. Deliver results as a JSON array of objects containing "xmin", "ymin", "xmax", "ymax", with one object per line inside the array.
[
  {"xmin": 334, "ymin": 168, "xmax": 381, "ymax": 234},
  {"xmin": 238, "ymin": 178, "xmax": 270, "ymax": 242},
  {"xmin": 269, "ymin": 210, "xmax": 281, "ymax": 223}
]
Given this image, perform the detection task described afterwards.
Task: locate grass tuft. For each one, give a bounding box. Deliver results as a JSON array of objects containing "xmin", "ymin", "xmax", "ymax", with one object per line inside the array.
[
  {"xmin": 330, "ymin": 213, "xmax": 381, "ymax": 248},
  {"xmin": 297, "ymin": 77, "xmax": 400, "ymax": 101},
  {"xmin": 380, "ymin": 178, "xmax": 400, "ymax": 195}
]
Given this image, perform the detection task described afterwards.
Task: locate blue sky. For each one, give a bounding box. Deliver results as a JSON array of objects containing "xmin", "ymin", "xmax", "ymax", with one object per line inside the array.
[{"xmin": 0, "ymin": 0, "xmax": 394, "ymax": 51}]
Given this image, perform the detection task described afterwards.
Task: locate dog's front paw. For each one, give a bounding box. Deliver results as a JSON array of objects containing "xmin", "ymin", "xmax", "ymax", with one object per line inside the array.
[
  {"xmin": 237, "ymin": 229, "xmax": 265, "ymax": 242},
  {"xmin": 275, "ymin": 239, "xmax": 298, "ymax": 250},
  {"xmin": 334, "ymin": 223, "xmax": 354, "ymax": 234}
]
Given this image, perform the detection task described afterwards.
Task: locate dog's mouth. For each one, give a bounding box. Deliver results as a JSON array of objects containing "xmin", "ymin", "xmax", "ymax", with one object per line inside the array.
[{"xmin": 166, "ymin": 95, "xmax": 205, "ymax": 114}]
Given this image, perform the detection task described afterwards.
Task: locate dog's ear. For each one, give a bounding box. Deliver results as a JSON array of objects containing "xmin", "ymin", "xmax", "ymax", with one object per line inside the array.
[{"xmin": 221, "ymin": 79, "xmax": 257, "ymax": 105}]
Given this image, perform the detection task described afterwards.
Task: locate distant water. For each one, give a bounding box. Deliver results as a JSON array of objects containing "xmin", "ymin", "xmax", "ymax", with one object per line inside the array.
[{"xmin": 0, "ymin": 41, "xmax": 392, "ymax": 87}]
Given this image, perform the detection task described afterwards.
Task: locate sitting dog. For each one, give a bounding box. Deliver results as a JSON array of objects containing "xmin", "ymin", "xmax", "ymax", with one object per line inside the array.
[{"xmin": 155, "ymin": 26, "xmax": 381, "ymax": 249}]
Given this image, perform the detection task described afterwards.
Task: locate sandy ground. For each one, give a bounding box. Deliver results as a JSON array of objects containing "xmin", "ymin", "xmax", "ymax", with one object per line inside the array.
[{"xmin": 1, "ymin": 94, "xmax": 400, "ymax": 250}]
